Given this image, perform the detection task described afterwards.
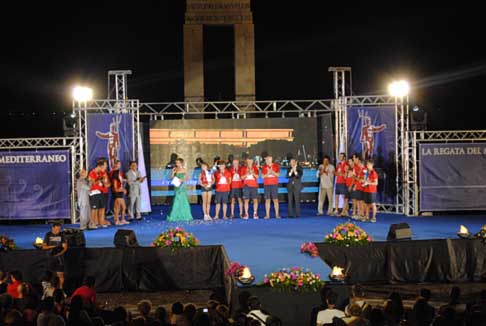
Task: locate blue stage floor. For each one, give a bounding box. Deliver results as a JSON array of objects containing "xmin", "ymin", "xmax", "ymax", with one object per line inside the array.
[{"xmin": 2, "ymin": 204, "xmax": 485, "ymax": 282}]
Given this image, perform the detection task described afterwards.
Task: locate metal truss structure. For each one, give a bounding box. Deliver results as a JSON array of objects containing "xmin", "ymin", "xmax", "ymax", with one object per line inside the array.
[
  {"xmin": 405, "ymin": 130, "xmax": 486, "ymax": 216},
  {"xmin": 0, "ymin": 137, "xmax": 81, "ymax": 223},
  {"xmin": 339, "ymin": 95, "xmax": 407, "ymax": 214}
]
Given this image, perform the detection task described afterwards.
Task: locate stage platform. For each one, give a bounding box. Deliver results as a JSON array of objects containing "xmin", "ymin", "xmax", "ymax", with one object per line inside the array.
[{"xmin": 2, "ymin": 204, "xmax": 485, "ymax": 283}]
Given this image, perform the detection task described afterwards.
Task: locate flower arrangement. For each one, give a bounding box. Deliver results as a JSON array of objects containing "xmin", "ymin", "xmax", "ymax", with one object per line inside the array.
[
  {"xmin": 325, "ymin": 221, "xmax": 373, "ymax": 246},
  {"xmin": 473, "ymin": 225, "xmax": 486, "ymax": 243},
  {"xmin": 263, "ymin": 267, "xmax": 324, "ymax": 292},
  {"xmin": 300, "ymin": 242, "xmax": 319, "ymax": 257},
  {"xmin": 226, "ymin": 262, "xmax": 245, "ymax": 276},
  {"xmin": 152, "ymin": 227, "xmax": 199, "ymax": 250},
  {"xmin": 0, "ymin": 235, "xmax": 17, "ymax": 251}
]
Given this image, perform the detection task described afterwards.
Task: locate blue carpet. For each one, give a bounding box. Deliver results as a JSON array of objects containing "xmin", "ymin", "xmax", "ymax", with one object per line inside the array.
[{"xmin": 2, "ymin": 204, "xmax": 485, "ymax": 282}]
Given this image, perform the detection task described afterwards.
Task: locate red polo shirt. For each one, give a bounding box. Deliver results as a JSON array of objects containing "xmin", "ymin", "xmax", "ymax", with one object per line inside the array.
[
  {"xmin": 354, "ymin": 165, "xmax": 363, "ymax": 191},
  {"xmin": 72, "ymin": 285, "xmax": 96, "ymax": 306},
  {"xmin": 241, "ymin": 165, "xmax": 259, "ymax": 188},
  {"xmin": 262, "ymin": 163, "xmax": 280, "ymax": 186},
  {"xmin": 363, "ymin": 170, "xmax": 378, "ymax": 193},
  {"xmin": 88, "ymin": 169, "xmax": 104, "ymax": 193},
  {"xmin": 214, "ymin": 170, "xmax": 232, "ymax": 192},
  {"xmin": 229, "ymin": 166, "xmax": 243, "ymax": 189},
  {"xmin": 336, "ymin": 161, "xmax": 348, "ymax": 184},
  {"xmin": 7, "ymin": 280, "xmax": 22, "ymax": 299}
]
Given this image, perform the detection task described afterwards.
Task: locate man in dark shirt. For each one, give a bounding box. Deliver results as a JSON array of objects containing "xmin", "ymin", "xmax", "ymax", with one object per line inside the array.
[{"xmin": 42, "ymin": 222, "xmax": 68, "ymax": 289}]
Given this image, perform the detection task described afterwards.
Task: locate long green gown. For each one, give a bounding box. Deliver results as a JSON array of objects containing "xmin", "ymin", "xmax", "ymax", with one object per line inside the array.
[{"xmin": 166, "ymin": 172, "xmax": 194, "ymax": 222}]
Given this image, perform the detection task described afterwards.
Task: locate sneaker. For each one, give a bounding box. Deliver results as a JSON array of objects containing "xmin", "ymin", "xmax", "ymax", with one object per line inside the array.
[
  {"xmin": 136, "ymin": 216, "xmax": 142, "ymax": 220},
  {"xmin": 263, "ymin": 216, "xmax": 270, "ymax": 220},
  {"xmin": 229, "ymin": 215, "xmax": 234, "ymax": 219},
  {"xmin": 214, "ymin": 216, "xmax": 219, "ymax": 220},
  {"xmin": 122, "ymin": 220, "xmax": 130, "ymax": 225},
  {"xmin": 223, "ymin": 216, "xmax": 228, "ymax": 220},
  {"xmin": 88, "ymin": 224, "xmax": 98, "ymax": 230},
  {"xmin": 371, "ymin": 217, "xmax": 377, "ymax": 223},
  {"xmin": 253, "ymin": 214, "xmax": 259, "ymax": 220},
  {"xmin": 101, "ymin": 224, "xmax": 109, "ymax": 228},
  {"xmin": 276, "ymin": 216, "xmax": 281, "ymax": 219},
  {"xmin": 241, "ymin": 214, "xmax": 248, "ymax": 220},
  {"xmin": 204, "ymin": 215, "xmax": 212, "ymax": 221},
  {"xmin": 115, "ymin": 221, "xmax": 123, "ymax": 226}
]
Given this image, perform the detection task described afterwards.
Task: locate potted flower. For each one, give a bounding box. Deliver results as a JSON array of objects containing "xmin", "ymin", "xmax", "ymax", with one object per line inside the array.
[
  {"xmin": 152, "ymin": 227, "xmax": 199, "ymax": 250},
  {"xmin": 324, "ymin": 221, "xmax": 373, "ymax": 247}
]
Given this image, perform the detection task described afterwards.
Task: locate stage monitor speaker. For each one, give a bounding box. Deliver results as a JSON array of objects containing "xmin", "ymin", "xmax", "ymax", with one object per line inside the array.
[
  {"xmin": 387, "ymin": 223, "xmax": 412, "ymax": 241},
  {"xmin": 63, "ymin": 228, "xmax": 86, "ymax": 248},
  {"xmin": 113, "ymin": 229, "xmax": 139, "ymax": 248}
]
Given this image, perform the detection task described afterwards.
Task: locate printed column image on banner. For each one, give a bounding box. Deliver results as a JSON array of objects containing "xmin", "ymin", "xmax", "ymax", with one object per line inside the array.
[
  {"xmin": 87, "ymin": 113, "xmax": 134, "ymax": 170},
  {"xmin": 347, "ymin": 106, "xmax": 397, "ymax": 204},
  {"xmin": 0, "ymin": 150, "xmax": 71, "ymax": 220},
  {"xmin": 419, "ymin": 143, "xmax": 486, "ymax": 211}
]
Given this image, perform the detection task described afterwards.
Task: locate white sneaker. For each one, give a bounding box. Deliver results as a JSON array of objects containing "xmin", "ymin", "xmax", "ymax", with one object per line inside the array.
[{"xmin": 204, "ymin": 215, "xmax": 213, "ymax": 221}]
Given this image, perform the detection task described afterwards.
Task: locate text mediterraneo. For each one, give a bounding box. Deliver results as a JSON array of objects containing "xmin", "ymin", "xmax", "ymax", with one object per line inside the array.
[{"xmin": 0, "ymin": 154, "xmax": 68, "ymax": 164}]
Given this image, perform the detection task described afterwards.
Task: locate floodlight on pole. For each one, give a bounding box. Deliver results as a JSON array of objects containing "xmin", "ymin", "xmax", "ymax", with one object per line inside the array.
[
  {"xmin": 72, "ymin": 86, "xmax": 93, "ymax": 102},
  {"xmin": 388, "ymin": 80, "xmax": 410, "ymax": 97}
]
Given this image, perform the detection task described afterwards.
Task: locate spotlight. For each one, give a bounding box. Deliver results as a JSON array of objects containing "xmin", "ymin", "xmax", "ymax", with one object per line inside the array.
[
  {"xmin": 388, "ymin": 80, "xmax": 410, "ymax": 97},
  {"xmin": 72, "ymin": 86, "xmax": 93, "ymax": 102},
  {"xmin": 457, "ymin": 225, "xmax": 471, "ymax": 239},
  {"xmin": 70, "ymin": 112, "xmax": 76, "ymax": 118},
  {"xmin": 412, "ymin": 106, "xmax": 420, "ymax": 112}
]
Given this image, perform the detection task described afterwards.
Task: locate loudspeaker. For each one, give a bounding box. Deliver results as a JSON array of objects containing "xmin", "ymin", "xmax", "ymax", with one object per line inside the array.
[
  {"xmin": 387, "ymin": 223, "xmax": 412, "ymax": 241},
  {"xmin": 113, "ymin": 229, "xmax": 139, "ymax": 248},
  {"xmin": 63, "ymin": 228, "xmax": 86, "ymax": 248}
]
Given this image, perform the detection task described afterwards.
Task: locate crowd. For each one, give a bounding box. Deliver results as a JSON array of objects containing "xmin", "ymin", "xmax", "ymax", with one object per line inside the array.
[{"xmin": 2, "ymin": 267, "xmax": 485, "ymax": 326}]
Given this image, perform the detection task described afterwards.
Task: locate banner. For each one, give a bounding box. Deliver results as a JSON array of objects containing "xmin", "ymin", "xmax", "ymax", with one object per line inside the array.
[
  {"xmin": 87, "ymin": 113, "xmax": 133, "ymax": 170},
  {"xmin": 347, "ymin": 106, "xmax": 396, "ymax": 204},
  {"xmin": 419, "ymin": 143, "xmax": 486, "ymax": 211},
  {"xmin": 0, "ymin": 150, "xmax": 71, "ymax": 220},
  {"xmin": 137, "ymin": 132, "xmax": 151, "ymax": 213}
]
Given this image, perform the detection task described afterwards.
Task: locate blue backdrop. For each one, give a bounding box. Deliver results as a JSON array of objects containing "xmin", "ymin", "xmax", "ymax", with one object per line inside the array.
[
  {"xmin": 87, "ymin": 113, "xmax": 133, "ymax": 170},
  {"xmin": 0, "ymin": 150, "xmax": 71, "ymax": 220},
  {"xmin": 419, "ymin": 143, "xmax": 486, "ymax": 211},
  {"xmin": 347, "ymin": 106, "xmax": 397, "ymax": 204}
]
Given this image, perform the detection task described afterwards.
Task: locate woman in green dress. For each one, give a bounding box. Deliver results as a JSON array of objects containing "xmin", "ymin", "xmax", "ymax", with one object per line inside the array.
[{"xmin": 167, "ymin": 158, "xmax": 194, "ymax": 222}]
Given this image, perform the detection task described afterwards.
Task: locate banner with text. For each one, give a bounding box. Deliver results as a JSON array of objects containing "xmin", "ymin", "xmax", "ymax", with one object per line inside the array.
[
  {"xmin": 419, "ymin": 143, "xmax": 486, "ymax": 211},
  {"xmin": 87, "ymin": 113, "xmax": 133, "ymax": 171},
  {"xmin": 347, "ymin": 106, "xmax": 397, "ymax": 204},
  {"xmin": 0, "ymin": 150, "xmax": 71, "ymax": 220}
]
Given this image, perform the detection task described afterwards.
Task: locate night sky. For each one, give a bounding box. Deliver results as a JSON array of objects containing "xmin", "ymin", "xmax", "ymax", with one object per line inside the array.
[{"xmin": 1, "ymin": 3, "xmax": 485, "ymax": 138}]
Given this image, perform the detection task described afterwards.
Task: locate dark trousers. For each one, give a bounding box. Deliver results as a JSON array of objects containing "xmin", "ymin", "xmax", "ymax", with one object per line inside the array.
[{"xmin": 287, "ymin": 182, "xmax": 301, "ymax": 217}]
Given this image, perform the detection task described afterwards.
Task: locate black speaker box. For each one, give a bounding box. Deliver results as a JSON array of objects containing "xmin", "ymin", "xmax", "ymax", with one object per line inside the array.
[
  {"xmin": 113, "ymin": 229, "xmax": 139, "ymax": 248},
  {"xmin": 63, "ymin": 228, "xmax": 86, "ymax": 248},
  {"xmin": 387, "ymin": 223, "xmax": 412, "ymax": 241}
]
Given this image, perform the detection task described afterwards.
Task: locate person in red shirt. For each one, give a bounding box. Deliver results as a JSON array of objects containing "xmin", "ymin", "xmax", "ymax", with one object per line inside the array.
[
  {"xmin": 110, "ymin": 160, "xmax": 129, "ymax": 225},
  {"xmin": 88, "ymin": 160, "xmax": 105, "ymax": 229},
  {"xmin": 213, "ymin": 162, "xmax": 232, "ymax": 220},
  {"xmin": 350, "ymin": 154, "xmax": 363, "ymax": 220},
  {"xmin": 333, "ymin": 153, "xmax": 349, "ymax": 217},
  {"xmin": 71, "ymin": 276, "xmax": 97, "ymax": 309},
  {"xmin": 241, "ymin": 158, "xmax": 260, "ymax": 219},
  {"xmin": 346, "ymin": 159, "xmax": 356, "ymax": 217},
  {"xmin": 99, "ymin": 159, "xmax": 111, "ymax": 227},
  {"xmin": 262, "ymin": 155, "xmax": 281, "ymax": 219},
  {"xmin": 229, "ymin": 159, "xmax": 244, "ymax": 219},
  {"xmin": 362, "ymin": 160, "xmax": 378, "ymax": 222},
  {"xmin": 6, "ymin": 270, "xmax": 23, "ymax": 299},
  {"xmin": 198, "ymin": 161, "xmax": 214, "ymax": 221}
]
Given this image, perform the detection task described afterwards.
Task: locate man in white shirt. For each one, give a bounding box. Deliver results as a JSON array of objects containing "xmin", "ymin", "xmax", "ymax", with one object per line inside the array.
[
  {"xmin": 126, "ymin": 161, "xmax": 146, "ymax": 220},
  {"xmin": 316, "ymin": 291, "xmax": 345, "ymax": 326},
  {"xmin": 317, "ymin": 156, "xmax": 335, "ymax": 216},
  {"xmin": 247, "ymin": 296, "xmax": 270, "ymax": 326}
]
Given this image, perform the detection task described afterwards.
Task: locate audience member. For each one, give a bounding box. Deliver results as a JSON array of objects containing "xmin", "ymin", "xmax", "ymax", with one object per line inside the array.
[
  {"xmin": 7, "ymin": 271, "xmax": 23, "ymax": 299},
  {"xmin": 311, "ymin": 286, "xmax": 331, "ymax": 326},
  {"xmin": 112, "ymin": 306, "xmax": 130, "ymax": 326},
  {"xmin": 154, "ymin": 306, "xmax": 168, "ymax": 326},
  {"xmin": 67, "ymin": 295, "xmax": 92, "ymax": 326},
  {"xmin": 71, "ymin": 276, "xmax": 97, "ymax": 309},
  {"xmin": 266, "ymin": 315, "xmax": 283, "ymax": 326},
  {"xmin": 383, "ymin": 292, "xmax": 404, "ymax": 326},
  {"xmin": 345, "ymin": 285, "xmax": 371, "ymax": 320},
  {"xmin": 0, "ymin": 270, "xmax": 8, "ymax": 294},
  {"xmin": 41, "ymin": 270, "xmax": 56, "ymax": 299},
  {"xmin": 137, "ymin": 299, "xmax": 155, "ymax": 325},
  {"xmin": 169, "ymin": 301, "xmax": 184, "ymax": 326},
  {"xmin": 342, "ymin": 303, "xmax": 368, "ymax": 325},
  {"xmin": 53, "ymin": 288, "xmax": 66, "ymax": 317},
  {"xmin": 440, "ymin": 286, "xmax": 466, "ymax": 314},
  {"xmin": 3, "ymin": 309, "xmax": 23, "ymax": 326},
  {"xmin": 184, "ymin": 303, "xmax": 197, "ymax": 325},
  {"xmin": 247, "ymin": 296, "xmax": 270, "ymax": 326},
  {"xmin": 234, "ymin": 290, "xmax": 252, "ymax": 317},
  {"xmin": 368, "ymin": 308, "xmax": 385, "ymax": 326},
  {"xmin": 316, "ymin": 291, "xmax": 345, "ymax": 326},
  {"xmin": 37, "ymin": 297, "xmax": 65, "ymax": 326},
  {"xmin": 411, "ymin": 298, "xmax": 435, "ymax": 326}
]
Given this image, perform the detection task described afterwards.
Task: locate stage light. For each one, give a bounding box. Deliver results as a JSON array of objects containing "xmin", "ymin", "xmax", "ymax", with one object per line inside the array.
[
  {"xmin": 412, "ymin": 106, "xmax": 420, "ymax": 112},
  {"xmin": 70, "ymin": 112, "xmax": 76, "ymax": 118},
  {"xmin": 329, "ymin": 266, "xmax": 346, "ymax": 282},
  {"xmin": 72, "ymin": 86, "xmax": 93, "ymax": 102},
  {"xmin": 457, "ymin": 225, "xmax": 471, "ymax": 239},
  {"xmin": 236, "ymin": 266, "xmax": 255, "ymax": 286},
  {"xmin": 388, "ymin": 80, "xmax": 410, "ymax": 97}
]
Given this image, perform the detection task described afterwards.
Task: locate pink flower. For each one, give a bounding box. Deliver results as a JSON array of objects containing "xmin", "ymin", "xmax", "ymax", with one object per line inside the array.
[
  {"xmin": 264, "ymin": 278, "xmax": 269, "ymax": 283},
  {"xmin": 165, "ymin": 240, "xmax": 172, "ymax": 246},
  {"xmin": 291, "ymin": 273, "xmax": 297, "ymax": 280},
  {"xmin": 316, "ymin": 274, "xmax": 321, "ymax": 278},
  {"xmin": 367, "ymin": 236, "xmax": 373, "ymax": 241},
  {"xmin": 291, "ymin": 267, "xmax": 300, "ymax": 271},
  {"xmin": 297, "ymin": 281, "xmax": 304, "ymax": 286}
]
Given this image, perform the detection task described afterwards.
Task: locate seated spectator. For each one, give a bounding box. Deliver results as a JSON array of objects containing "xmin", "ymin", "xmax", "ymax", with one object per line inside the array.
[
  {"xmin": 67, "ymin": 295, "xmax": 92, "ymax": 326},
  {"xmin": 342, "ymin": 304, "xmax": 368, "ymax": 325},
  {"xmin": 112, "ymin": 306, "xmax": 129, "ymax": 326},
  {"xmin": 419, "ymin": 289, "xmax": 436, "ymax": 320},
  {"xmin": 7, "ymin": 271, "xmax": 22, "ymax": 299},
  {"xmin": 137, "ymin": 299, "xmax": 155, "ymax": 326},
  {"xmin": 71, "ymin": 276, "xmax": 96, "ymax": 309},
  {"xmin": 383, "ymin": 292, "xmax": 404, "ymax": 326},
  {"xmin": 37, "ymin": 297, "xmax": 65, "ymax": 326},
  {"xmin": 3, "ymin": 309, "xmax": 23, "ymax": 326},
  {"xmin": 266, "ymin": 315, "xmax": 283, "ymax": 326},
  {"xmin": 41, "ymin": 270, "xmax": 56, "ymax": 299},
  {"xmin": 0, "ymin": 293, "xmax": 14, "ymax": 321},
  {"xmin": 234, "ymin": 291, "xmax": 252, "ymax": 317},
  {"xmin": 131, "ymin": 316, "xmax": 146, "ymax": 326},
  {"xmin": 345, "ymin": 285, "xmax": 371, "ymax": 320},
  {"xmin": 247, "ymin": 296, "xmax": 270, "ymax": 326},
  {"xmin": 316, "ymin": 291, "xmax": 345, "ymax": 326},
  {"xmin": 411, "ymin": 298, "xmax": 435, "ymax": 326},
  {"xmin": 466, "ymin": 289, "xmax": 486, "ymax": 325},
  {"xmin": 154, "ymin": 306, "xmax": 168, "ymax": 326},
  {"xmin": 440, "ymin": 286, "xmax": 466, "ymax": 314},
  {"xmin": 193, "ymin": 310, "xmax": 211, "ymax": 326},
  {"xmin": 53, "ymin": 289, "xmax": 66, "ymax": 317},
  {"xmin": 184, "ymin": 304, "xmax": 197, "ymax": 325},
  {"xmin": 436, "ymin": 306, "xmax": 459, "ymax": 326},
  {"xmin": 212, "ymin": 304, "xmax": 231, "ymax": 325},
  {"xmin": 169, "ymin": 301, "xmax": 184, "ymax": 326},
  {"xmin": 0, "ymin": 270, "xmax": 8, "ymax": 294},
  {"xmin": 311, "ymin": 287, "xmax": 331, "ymax": 326},
  {"xmin": 368, "ymin": 308, "xmax": 385, "ymax": 326}
]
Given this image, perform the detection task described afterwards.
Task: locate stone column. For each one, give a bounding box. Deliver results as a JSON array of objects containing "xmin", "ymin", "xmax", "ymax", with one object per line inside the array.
[
  {"xmin": 184, "ymin": 24, "xmax": 204, "ymax": 103},
  {"xmin": 234, "ymin": 23, "xmax": 256, "ymax": 102}
]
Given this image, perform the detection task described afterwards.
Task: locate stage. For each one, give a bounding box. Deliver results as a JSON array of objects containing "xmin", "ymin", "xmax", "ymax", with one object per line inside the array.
[{"xmin": 2, "ymin": 203, "xmax": 485, "ymax": 283}]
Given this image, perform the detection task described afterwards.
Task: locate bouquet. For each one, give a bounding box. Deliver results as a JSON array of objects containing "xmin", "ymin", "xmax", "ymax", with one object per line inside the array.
[
  {"xmin": 300, "ymin": 242, "xmax": 319, "ymax": 257},
  {"xmin": 263, "ymin": 267, "xmax": 324, "ymax": 292},
  {"xmin": 152, "ymin": 227, "xmax": 199, "ymax": 250},
  {"xmin": 325, "ymin": 221, "xmax": 373, "ymax": 246},
  {"xmin": 0, "ymin": 235, "xmax": 17, "ymax": 251}
]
